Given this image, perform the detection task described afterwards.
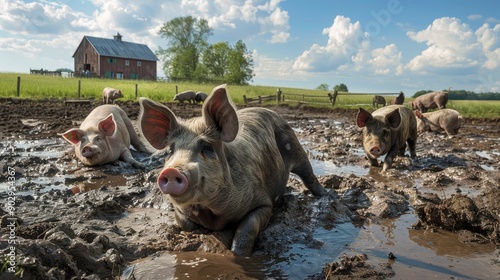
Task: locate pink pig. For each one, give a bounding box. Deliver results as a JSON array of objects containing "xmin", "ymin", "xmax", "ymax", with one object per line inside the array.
[{"xmin": 60, "ymin": 105, "xmax": 149, "ymax": 168}]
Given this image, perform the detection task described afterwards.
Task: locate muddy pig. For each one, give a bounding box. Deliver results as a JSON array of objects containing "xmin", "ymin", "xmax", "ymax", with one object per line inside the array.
[
  {"xmin": 416, "ymin": 109, "xmax": 463, "ymax": 136},
  {"xmin": 138, "ymin": 84, "xmax": 327, "ymax": 255},
  {"xmin": 373, "ymin": 95, "xmax": 386, "ymax": 108},
  {"xmin": 389, "ymin": 91, "xmax": 404, "ymax": 105},
  {"xmin": 409, "ymin": 91, "xmax": 448, "ymax": 112},
  {"xmin": 102, "ymin": 87, "xmax": 123, "ymax": 104},
  {"xmin": 60, "ymin": 105, "xmax": 150, "ymax": 168},
  {"xmin": 173, "ymin": 90, "xmax": 196, "ymax": 104},
  {"xmin": 194, "ymin": 91, "xmax": 208, "ymax": 103},
  {"xmin": 356, "ymin": 105, "xmax": 417, "ymax": 171}
]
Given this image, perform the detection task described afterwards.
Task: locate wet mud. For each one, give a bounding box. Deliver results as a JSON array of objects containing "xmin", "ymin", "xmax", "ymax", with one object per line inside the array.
[{"xmin": 0, "ymin": 98, "xmax": 499, "ymax": 279}]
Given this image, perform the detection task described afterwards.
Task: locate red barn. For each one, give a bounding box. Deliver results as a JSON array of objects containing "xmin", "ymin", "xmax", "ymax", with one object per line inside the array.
[{"xmin": 73, "ymin": 33, "xmax": 158, "ymax": 80}]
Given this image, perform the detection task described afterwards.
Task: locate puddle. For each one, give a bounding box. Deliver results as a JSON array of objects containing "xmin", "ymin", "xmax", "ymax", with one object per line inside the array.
[
  {"xmin": 124, "ymin": 214, "xmax": 499, "ymax": 279},
  {"xmin": 310, "ymin": 159, "xmax": 368, "ymax": 177}
]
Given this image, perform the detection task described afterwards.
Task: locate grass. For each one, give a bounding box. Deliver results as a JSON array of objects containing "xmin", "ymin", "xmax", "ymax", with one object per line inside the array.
[{"xmin": 1, "ymin": 72, "xmax": 499, "ymax": 118}]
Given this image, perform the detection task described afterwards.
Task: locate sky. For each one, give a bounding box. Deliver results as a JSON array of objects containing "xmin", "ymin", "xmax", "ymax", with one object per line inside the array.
[{"xmin": 1, "ymin": 0, "xmax": 500, "ymax": 95}]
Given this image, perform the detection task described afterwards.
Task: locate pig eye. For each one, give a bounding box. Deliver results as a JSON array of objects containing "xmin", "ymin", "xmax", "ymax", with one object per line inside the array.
[{"xmin": 200, "ymin": 141, "xmax": 216, "ymax": 159}]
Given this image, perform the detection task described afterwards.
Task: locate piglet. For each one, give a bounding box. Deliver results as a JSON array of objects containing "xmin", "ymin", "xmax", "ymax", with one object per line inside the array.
[
  {"xmin": 102, "ymin": 87, "xmax": 123, "ymax": 104},
  {"xmin": 60, "ymin": 105, "xmax": 149, "ymax": 168},
  {"xmin": 173, "ymin": 90, "xmax": 196, "ymax": 104},
  {"xmin": 416, "ymin": 109, "xmax": 463, "ymax": 136},
  {"xmin": 138, "ymin": 84, "xmax": 327, "ymax": 255},
  {"xmin": 357, "ymin": 105, "xmax": 417, "ymax": 171}
]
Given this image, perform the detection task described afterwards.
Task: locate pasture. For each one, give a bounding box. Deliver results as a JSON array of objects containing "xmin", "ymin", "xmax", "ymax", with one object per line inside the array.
[{"xmin": 1, "ymin": 73, "xmax": 499, "ymax": 118}]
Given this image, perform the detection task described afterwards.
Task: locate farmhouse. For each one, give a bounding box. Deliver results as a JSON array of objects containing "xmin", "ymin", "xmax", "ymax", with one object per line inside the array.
[{"xmin": 72, "ymin": 33, "xmax": 158, "ymax": 80}]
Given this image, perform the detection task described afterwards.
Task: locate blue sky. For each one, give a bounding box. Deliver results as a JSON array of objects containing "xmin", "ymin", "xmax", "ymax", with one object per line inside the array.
[{"xmin": 1, "ymin": 0, "xmax": 500, "ymax": 94}]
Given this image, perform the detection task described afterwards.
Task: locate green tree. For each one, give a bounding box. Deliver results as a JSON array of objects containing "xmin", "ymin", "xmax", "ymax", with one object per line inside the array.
[
  {"xmin": 316, "ymin": 84, "xmax": 329, "ymax": 91},
  {"xmin": 226, "ymin": 40, "xmax": 254, "ymax": 85},
  {"xmin": 202, "ymin": 42, "xmax": 231, "ymax": 81},
  {"xmin": 157, "ymin": 16, "xmax": 213, "ymax": 81},
  {"xmin": 334, "ymin": 83, "xmax": 349, "ymax": 92}
]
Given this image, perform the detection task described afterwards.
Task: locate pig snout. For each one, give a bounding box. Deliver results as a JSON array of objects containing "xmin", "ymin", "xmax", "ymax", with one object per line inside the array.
[
  {"xmin": 81, "ymin": 146, "xmax": 95, "ymax": 158},
  {"xmin": 158, "ymin": 168, "xmax": 189, "ymax": 195},
  {"xmin": 369, "ymin": 146, "xmax": 382, "ymax": 157}
]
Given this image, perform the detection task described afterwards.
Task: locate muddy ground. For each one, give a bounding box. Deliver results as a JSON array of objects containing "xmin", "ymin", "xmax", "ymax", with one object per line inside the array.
[{"xmin": 0, "ymin": 98, "xmax": 499, "ymax": 279}]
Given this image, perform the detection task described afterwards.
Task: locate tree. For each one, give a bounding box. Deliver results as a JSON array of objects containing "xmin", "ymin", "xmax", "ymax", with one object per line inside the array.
[
  {"xmin": 316, "ymin": 84, "xmax": 329, "ymax": 91},
  {"xmin": 157, "ymin": 16, "xmax": 213, "ymax": 81},
  {"xmin": 226, "ymin": 40, "xmax": 254, "ymax": 85},
  {"xmin": 334, "ymin": 83, "xmax": 349, "ymax": 92},
  {"xmin": 202, "ymin": 42, "xmax": 231, "ymax": 81}
]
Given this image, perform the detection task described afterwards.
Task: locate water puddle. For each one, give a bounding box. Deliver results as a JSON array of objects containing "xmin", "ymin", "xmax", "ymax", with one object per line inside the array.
[{"xmin": 123, "ymin": 214, "xmax": 499, "ymax": 279}]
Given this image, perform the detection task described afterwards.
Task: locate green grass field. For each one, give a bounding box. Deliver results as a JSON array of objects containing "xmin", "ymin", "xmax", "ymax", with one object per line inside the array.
[{"xmin": 1, "ymin": 72, "xmax": 499, "ymax": 118}]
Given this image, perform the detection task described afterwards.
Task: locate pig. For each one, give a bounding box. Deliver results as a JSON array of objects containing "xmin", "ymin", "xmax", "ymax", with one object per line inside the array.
[
  {"xmin": 409, "ymin": 91, "xmax": 448, "ymax": 112},
  {"xmin": 173, "ymin": 90, "xmax": 196, "ymax": 104},
  {"xmin": 194, "ymin": 91, "xmax": 208, "ymax": 104},
  {"xmin": 373, "ymin": 95, "xmax": 386, "ymax": 108},
  {"xmin": 60, "ymin": 105, "xmax": 150, "ymax": 168},
  {"xmin": 389, "ymin": 91, "xmax": 405, "ymax": 105},
  {"xmin": 102, "ymin": 87, "xmax": 123, "ymax": 104},
  {"xmin": 415, "ymin": 109, "xmax": 463, "ymax": 136},
  {"xmin": 356, "ymin": 105, "xmax": 418, "ymax": 171},
  {"xmin": 138, "ymin": 84, "xmax": 327, "ymax": 255}
]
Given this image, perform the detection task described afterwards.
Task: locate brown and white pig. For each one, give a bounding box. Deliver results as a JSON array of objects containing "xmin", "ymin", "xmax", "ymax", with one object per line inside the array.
[
  {"xmin": 102, "ymin": 87, "xmax": 123, "ymax": 104},
  {"xmin": 138, "ymin": 84, "xmax": 327, "ymax": 255},
  {"xmin": 356, "ymin": 105, "xmax": 417, "ymax": 171},
  {"xmin": 60, "ymin": 105, "xmax": 149, "ymax": 168},
  {"xmin": 409, "ymin": 91, "xmax": 448, "ymax": 112},
  {"xmin": 173, "ymin": 90, "xmax": 196, "ymax": 104},
  {"xmin": 416, "ymin": 109, "xmax": 463, "ymax": 136}
]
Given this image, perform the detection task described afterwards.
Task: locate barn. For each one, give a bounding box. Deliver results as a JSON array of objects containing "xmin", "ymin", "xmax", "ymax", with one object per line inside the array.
[{"xmin": 72, "ymin": 33, "xmax": 158, "ymax": 80}]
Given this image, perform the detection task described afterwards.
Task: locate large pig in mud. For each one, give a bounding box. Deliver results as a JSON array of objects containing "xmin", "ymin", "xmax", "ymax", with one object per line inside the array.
[
  {"xmin": 416, "ymin": 109, "xmax": 463, "ymax": 136},
  {"xmin": 173, "ymin": 90, "xmax": 196, "ymax": 104},
  {"xmin": 357, "ymin": 105, "xmax": 418, "ymax": 171},
  {"xmin": 409, "ymin": 90, "xmax": 448, "ymax": 112},
  {"xmin": 102, "ymin": 87, "xmax": 123, "ymax": 104},
  {"xmin": 60, "ymin": 105, "xmax": 149, "ymax": 168},
  {"xmin": 138, "ymin": 84, "xmax": 327, "ymax": 255}
]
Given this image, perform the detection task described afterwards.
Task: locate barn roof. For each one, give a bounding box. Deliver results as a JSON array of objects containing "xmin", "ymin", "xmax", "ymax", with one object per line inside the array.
[{"xmin": 73, "ymin": 35, "xmax": 158, "ymax": 61}]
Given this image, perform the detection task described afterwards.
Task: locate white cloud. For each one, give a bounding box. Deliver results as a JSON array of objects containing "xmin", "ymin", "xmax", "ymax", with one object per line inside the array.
[
  {"xmin": 405, "ymin": 17, "xmax": 483, "ymax": 74},
  {"xmin": 368, "ymin": 44, "xmax": 402, "ymax": 75},
  {"xmin": 179, "ymin": 0, "xmax": 290, "ymax": 43},
  {"xmin": 293, "ymin": 15, "xmax": 370, "ymax": 72}
]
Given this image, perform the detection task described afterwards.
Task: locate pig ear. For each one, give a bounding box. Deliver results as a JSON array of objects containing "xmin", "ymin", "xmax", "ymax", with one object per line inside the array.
[
  {"xmin": 386, "ymin": 108, "xmax": 402, "ymax": 129},
  {"xmin": 356, "ymin": 108, "xmax": 373, "ymax": 128},
  {"xmin": 138, "ymin": 97, "xmax": 178, "ymax": 150},
  {"xmin": 415, "ymin": 110, "xmax": 422, "ymax": 118},
  {"xmin": 202, "ymin": 84, "xmax": 239, "ymax": 142},
  {"xmin": 59, "ymin": 129, "xmax": 84, "ymax": 145},
  {"xmin": 98, "ymin": 114, "xmax": 116, "ymax": 137}
]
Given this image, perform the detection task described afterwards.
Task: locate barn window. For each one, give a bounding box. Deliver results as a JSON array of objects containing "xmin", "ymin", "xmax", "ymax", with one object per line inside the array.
[
  {"xmin": 137, "ymin": 61, "xmax": 141, "ymax": 67},
  {"xmin": 125, "ymin": 60, "xmax": 129, "ymax": 66},
  {"xmin": 107, "ymin": 58, "xmax": 117, "ymax": 64}
]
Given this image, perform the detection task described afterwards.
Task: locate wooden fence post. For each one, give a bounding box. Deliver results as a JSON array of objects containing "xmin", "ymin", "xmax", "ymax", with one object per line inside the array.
[
  {"xmin": 16, "ymin": 76, "xmax": 21, "ymax": 97},
  {"xmin": 135, "ymin": 84, "xmax": 138, "ymax": 98},
  {"xmin": 175, "ymin": 85, "xmax": 178, "ymax": 95},
  {"xmin": 77, "ymin": 80, "xmax": 81, "ymax": 98}
]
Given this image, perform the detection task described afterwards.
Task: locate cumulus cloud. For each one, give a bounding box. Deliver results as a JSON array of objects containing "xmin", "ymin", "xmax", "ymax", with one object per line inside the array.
[
  {"xmin": 405, "ymin": 17, "xmax": 484, "ymax": 74},
  {"xmin": 368, "ymin": 44, "xmax": 402, "ymax": 75},
  {"xmin": 476, "ymin": 23, "xmax": 500, "ymax": 69},
  {"xmin": 179, "ymin": 0, "xmax": 290, "ymax": 43},
  {"xmin": 293, "ymin": 15, "xmax": 370, "ymax": 72},
  {"xmin": 0, "ymin": 0, "xmax": 88, "ymax": 35}
]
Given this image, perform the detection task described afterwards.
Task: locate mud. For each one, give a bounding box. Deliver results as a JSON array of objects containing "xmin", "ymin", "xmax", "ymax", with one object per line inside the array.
[{"xmin": 0, "ymin": 98, "xmax": 499, "ymax": 279}]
